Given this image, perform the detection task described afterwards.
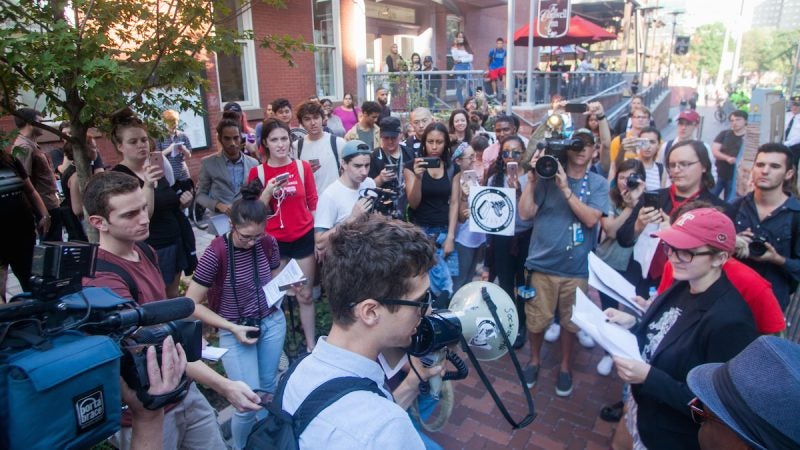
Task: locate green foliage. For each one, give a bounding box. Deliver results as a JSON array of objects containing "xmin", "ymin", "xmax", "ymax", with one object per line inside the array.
[
  {"xmin": 741, "ymin": 28, "xmax": 800, "ymax": 77},
  {"xmin": 682, "ymin": 22, "xmax": 728, "ymax": 77}
]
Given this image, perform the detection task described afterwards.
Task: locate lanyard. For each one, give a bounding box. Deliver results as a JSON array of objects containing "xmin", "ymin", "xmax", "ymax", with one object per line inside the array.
[
  {"xmin": 225, "ymin": 233, "xmax": 263, "ymax": 319},
  {"xmin": 668, "ymin": 185, "xmax": 701, "ymax": 215}
]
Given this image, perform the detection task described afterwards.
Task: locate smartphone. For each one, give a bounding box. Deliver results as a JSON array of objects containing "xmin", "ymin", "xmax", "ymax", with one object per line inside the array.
[
  {"xmin": 148, "ymin": 152, "xmax": 163, "ymax": 171},
  {"xmin": 309, "ymin": 158, "xmax": 320, "ymax": 167},
  {"xmin": 643, "ymin": 191, "xmax": 660, "ymax": 209},
  {"xmin": 384, "ymin": 163, "xmax": 398, "ymax": 171},
  {"xmin": 636, "ymin": 138, "xmax": 651, "ymax": 150},
  {"xmin": 506, "ymin": 161, "xmax": 518, "ymax": 179},
  {"xmin": 565, "ymin": 103, "xmax": 588, "ymax": 113},
  {"xmin": 462, "ymin": 169, "xmax": 478, "ymax": 186},
  {"xmin": 422, "ymin": 157, "xmax": 441, "ymax": 168},
  {"xmin": 275, "ymin": 173, "xmax": 290, "ymax": 184},
  {"xmin": 279, "ymin": 278, "xmax": 308, "ymax": 292}
]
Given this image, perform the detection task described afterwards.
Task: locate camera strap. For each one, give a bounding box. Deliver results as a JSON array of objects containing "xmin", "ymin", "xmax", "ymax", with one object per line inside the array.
[
  {"xmin": 459, "ymin": 286, "xmax": 536, "ymax": 429},
  {"xmin": 135, "ymin": 375, "xmax": 191, "ymax": 410},
  {"xmin": 225, "ymin": 232, "xmax": 263, "ymax": 320}
]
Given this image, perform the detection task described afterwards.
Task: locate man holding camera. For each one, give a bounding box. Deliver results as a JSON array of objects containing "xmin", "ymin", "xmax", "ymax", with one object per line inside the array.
[
  {"xmin": 282, "ymin": 215, "xmax": 443, "ymax": 449},
  {"xmin": 314, "ymin": 140, "xmax": 376, "ymax": 258},
  {"xmin": 518, "ymin": 129, "xmax": 610, "ymax": 396},
  {"xmin": 82, "ymin": 171, "xmax": 262, "ymax": 450},
  {"xmin": 731, "ymin": 143, "xmax": 800, "ymax": 310}
]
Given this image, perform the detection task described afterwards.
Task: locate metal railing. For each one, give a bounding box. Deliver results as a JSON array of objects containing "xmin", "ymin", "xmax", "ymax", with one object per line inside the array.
[{"xmin": 363, "ymin": 70, "xmax": 630, "ymax": 113}]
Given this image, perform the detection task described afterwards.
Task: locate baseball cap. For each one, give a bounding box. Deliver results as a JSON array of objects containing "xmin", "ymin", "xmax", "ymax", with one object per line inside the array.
[
  {"xmin": 572, "ymin": 128, "xmax": 595, "ymax": 146},
  {"xmin": 677, "ymin": 110, "xmax": 700, "ymax": 123},
  {"xmin": 791, "ymin": 95, "xmax": 800, "ymax": 104},
  {"xmin": 651, "ymin": 207, "xmax": 735, "ymax": 253},
  {"xmin": 341, "ymin": 140, "xmax": 372, "ymax": 159},
  {"xmin": 379, "ymin": 116, "xmax": 402, "ymax": 138},
  {"xmin": 687, "ymin": 336, "xmax": 800, "ymax": 450},
  {"xmin": 223, "ymin": 102, "xmax": 243, "ymax": 113}
]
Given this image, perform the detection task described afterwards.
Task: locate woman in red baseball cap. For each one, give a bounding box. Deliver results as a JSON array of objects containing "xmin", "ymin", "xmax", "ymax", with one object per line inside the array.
[{"xmin": 604, "ymin": 207, "xmax": 759, "ymax": 450}]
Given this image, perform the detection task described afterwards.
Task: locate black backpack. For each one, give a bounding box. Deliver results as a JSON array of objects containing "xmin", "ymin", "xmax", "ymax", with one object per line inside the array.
[
  {"xmin": 297, "ymin": 134, "xmax": 340, "ymax": 172},
  {"xmin": 93, "ymin": 241, "xmax": 157, "ymax": 303},
  {"xmin": 245, "ymin": 355, "xmax": 387, "ymax": 450}
]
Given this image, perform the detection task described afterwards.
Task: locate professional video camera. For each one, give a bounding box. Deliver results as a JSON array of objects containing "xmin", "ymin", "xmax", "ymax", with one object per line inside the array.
[
  {"xmin": 0, "ymin": 242, "xmax": 201, "ymax": 450},
  {"xmin": 359, "ymin": 187, "xmax": 402, "ymax": 219},
  {"xmin": 407, "ymin": 282, "xmax": 536, "ymax": 430},
  {"xmin": 534, "ymin": 138, "xmax": 584, "ymax": 179}
]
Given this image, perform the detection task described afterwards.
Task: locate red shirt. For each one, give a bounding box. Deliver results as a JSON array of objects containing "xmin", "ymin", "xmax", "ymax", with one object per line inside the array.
[
  {"xmin": 247, "ymin": 160, "xmax": 317, "ymax": 242},
  {"xmin": 658, "ymin": 259, "xmax": 786, "ymax": 334}
]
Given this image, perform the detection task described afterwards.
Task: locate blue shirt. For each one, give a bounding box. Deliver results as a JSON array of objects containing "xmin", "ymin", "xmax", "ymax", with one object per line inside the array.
[
  {"xmin": 488, "ymin": 48, "xmax": 506, "ymax": 70},
  {"xmin": 225, "ymin": 153, "xmax": 245, "ymax": 193},
  {"xmin": 525, "ymin": 172, "xmax": 610, "ymax": 277},
  {"xmin": 282, "ymin": 337, "xmax": 424, "ymax": 450},
  {"xmin": 731, "ymin": 193, "xmax": 800, "ymax": 309}
]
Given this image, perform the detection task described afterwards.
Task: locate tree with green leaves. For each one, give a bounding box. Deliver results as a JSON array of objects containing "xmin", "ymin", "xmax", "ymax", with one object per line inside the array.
[
  {"xmin": 680, "ymin": 22, "xmax": 728, "ymax": 80},
  {"xmin": 0, "ymin": 0, "xmax": 312, "ymax": 203},
  {"xmin": 741, "ymin": 28, "xmax": 800, "ymax": 83}
]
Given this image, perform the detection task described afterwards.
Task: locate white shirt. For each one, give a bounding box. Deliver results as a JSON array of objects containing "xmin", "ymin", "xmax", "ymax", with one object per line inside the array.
[
  {"xmin": 314, "ymin": 178, "xmax": 376, "ymax": 231},
  {"xmin": 785, "ymin": 112, "xmax": 800, "ymax": 147},
  {"xmin": 292, "ymin": 132, "xmax": 346, "ymax": 193}
]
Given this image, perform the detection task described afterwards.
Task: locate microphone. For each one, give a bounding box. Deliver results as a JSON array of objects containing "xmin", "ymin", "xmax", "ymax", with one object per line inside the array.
[{"xmin": 99, "ymin": 297, "xmax": 195, "ymax": 329}]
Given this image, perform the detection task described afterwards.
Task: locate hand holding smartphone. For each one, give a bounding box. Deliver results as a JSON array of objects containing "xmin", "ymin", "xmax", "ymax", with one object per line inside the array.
[
  {"xmin": 506, "ymin": 162, "xmax": 518, "ymax": 179},
  {"xmin": 422, "ymin": 157, "xmax": 441, "ymax": 168},
  {"xmin": 148, "ymin": 152, "xmax": 164, "ymax": 171}
]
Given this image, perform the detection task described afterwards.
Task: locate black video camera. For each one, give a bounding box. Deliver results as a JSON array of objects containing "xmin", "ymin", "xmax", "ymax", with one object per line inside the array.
[
  {"xmin": 534, "ymin": 138, "xmax": 584, "ymax": 179},
  {"xmin": 359, "ymin": 187, "xmax": 402, "ymax": 219}
]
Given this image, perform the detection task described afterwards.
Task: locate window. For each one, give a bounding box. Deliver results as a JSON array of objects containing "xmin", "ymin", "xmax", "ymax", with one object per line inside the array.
[
  {"xmin": 215, "ymin": 0, "xmax": 259, "ymax": 109},
  {"xmin": 312, "ymin": 0, "xmax": 342, "ymax": 98}
]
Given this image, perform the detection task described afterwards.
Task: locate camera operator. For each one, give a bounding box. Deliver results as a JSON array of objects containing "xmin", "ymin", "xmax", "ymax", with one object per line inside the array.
[
  {"xmin": 281, "ymin": 215, "xmax": 444, "ymax": 449},
  {"xmin": 82, "ymin": 171, "xmax": 261, "ymax": 450},
  {"xmin": 369, "ymin": 117, "xmax": 412, "ymax": 212},
  {"xmin": 314, "ymin": 140, "xmax": 376, "ymax": 259},
  {"xmin": 730, "ymin": 143, "xmax": 800, "ymax": 310},
  {"xmin": 123, "ymin": 335, "xmax": 187, "ymax": 450},
  {"xmin": 518, "ymin": 129, "xmax": 610, "ymax": 397}
]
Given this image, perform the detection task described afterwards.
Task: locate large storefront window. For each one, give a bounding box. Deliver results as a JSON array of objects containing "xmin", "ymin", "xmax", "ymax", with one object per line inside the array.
[
  {"xmin": 312, "ymin": 0, "xmax": 341, "ymax": 98},
  {"xmin": 215, "ymin": 0, "xmax": 259, "ymax": 108}
]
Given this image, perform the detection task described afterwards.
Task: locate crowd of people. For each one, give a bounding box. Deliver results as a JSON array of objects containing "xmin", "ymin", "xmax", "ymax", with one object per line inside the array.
[{"xmin": 2, "ymin": 84, "xmax": 800, "ymax": 450}]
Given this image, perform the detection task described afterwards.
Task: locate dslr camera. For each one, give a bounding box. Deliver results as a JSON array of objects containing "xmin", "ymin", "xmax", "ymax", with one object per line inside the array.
[
  {"xmin": 749, "ymin": 236, "xmax": 769, "ymax": 257},
  {"xmin": 236, "ymin": 316, "xmax": 262, "ymax": 338},
  {"xmin": 534, "ymin": 138, "xmax": 584, "ymax": 179},
  {"xmin": 625, "ymin": 173, "xmax": 644, "ymax": 189}
]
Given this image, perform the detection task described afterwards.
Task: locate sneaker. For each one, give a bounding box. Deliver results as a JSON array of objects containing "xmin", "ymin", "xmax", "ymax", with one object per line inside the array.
[
  {"xmin": 523, "ymin": 364, "xmax": 539, "ymax": 388},
  {"xmin": 555, "ymin": 371, "xmax": 573, "ymax": 397},
  {"xmin": 577, "ymin": 329, "xmax": 596, "ymax": 348},
  {"xmin": 544, "ymin": 323, "xmax": 561, "ymax": 342},
  {"xmin": 513, "ymin": 331, "xmax": 527, "ymax": 350},
  {"xmin": 596, "ymin": 355, "xmax": 614, "ymax": 376}
]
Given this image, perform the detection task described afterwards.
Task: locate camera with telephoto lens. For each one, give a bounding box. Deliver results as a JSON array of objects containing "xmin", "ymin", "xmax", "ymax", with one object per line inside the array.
[
  {"xmin": 625, "ymin": 173, "xmax": 644, "ymax": 189},
  {"xmin": 237, "ymin": 316, "xmax": 262, "ymax": 338},
  {"xmin": 359, "ymin": 187, "xmax": 402, "ymax": 219},
  {"xmin": 534, "ymin": 138, "xmax": 584, "ymax": 179},
  {"xmin": 749, "ymin": 236, "xmax": 769, "ymax": 257}
]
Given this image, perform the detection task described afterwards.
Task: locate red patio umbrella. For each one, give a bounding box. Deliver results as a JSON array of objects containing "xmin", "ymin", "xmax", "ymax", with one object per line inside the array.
[{"xmin": 513, "ymin": 15, "xmax": 617, "ymax": 47}]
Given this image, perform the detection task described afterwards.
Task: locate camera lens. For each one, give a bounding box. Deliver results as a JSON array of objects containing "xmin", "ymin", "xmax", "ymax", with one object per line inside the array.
[
  {"xmin": 535, "ymin": 155, "xmax": 559, "ymax": 179},
  {"xmin": 626, "ymin": 173, "xmax": 642, "ymax": 189},
  {"xmin": 749, "ymin": 239, "xmax": 768, "ymax": 257}
]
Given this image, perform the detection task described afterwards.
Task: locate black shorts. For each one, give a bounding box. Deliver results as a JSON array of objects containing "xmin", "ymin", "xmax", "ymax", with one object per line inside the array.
[{"xmin": 277, "ymin": 228, "xmax": 314, "ymax": 259}]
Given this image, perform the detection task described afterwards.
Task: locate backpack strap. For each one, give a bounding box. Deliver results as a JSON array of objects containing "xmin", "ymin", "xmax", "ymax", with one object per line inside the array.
[
  {"xmin": 295, "ymin": 159, "xmax": 305, "ymax": 186},
  {"xmin": 257, "ymin": 164, "xmax": 266, "ymax": 187},
  {"xmin": 297, "ymin": 138, "xmax": 305, "ymax": 159},
  {"xmin": 329, "ymin": 134, "xmax": 340, "ymax": 171},
  {"xmin": 93, "ymin": 242, "xmax": 156, "ymax": 303},
  {"xmin": 656, "ymin": 162, "xmax": 664, "ymax": 182},
  {"xmin": 292, "ymin": 377, "xmax": 386, "ymax": 438}
]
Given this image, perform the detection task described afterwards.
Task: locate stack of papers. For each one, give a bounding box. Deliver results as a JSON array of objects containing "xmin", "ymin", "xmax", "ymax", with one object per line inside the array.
[
  {"xmin": 572, "ymin": 289, "xmax": 643, "ymax": 361},
  {"xmin": 263, "ymin": 259, "xmax": 305, "ymax": 308},
  {"xmin": 588, "ymin": 252, "xmax": 646, "ymax": 315}
]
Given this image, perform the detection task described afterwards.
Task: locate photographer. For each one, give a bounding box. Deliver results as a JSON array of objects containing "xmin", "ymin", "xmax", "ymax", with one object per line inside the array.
[
  {"xmin": 184, "ymin": 181, "xmax": 286, "ymax": 450},
  {"xmin": 731, "ymin": 143, "xmax": 800, "ymax": 310},
  {"xmin": 314, "ymin": 140, "xmax": 376, "ymax": 259},
  {"xmin": 281, "ymin": 215, "xmax": 444, "ymax": 449},
  {"xmin": 518, "ymin": 129, "xmax": 610, "ymax": 397},
  {"xmin": 82, "ymin": 171, "xmax": 261, "ymax": 450},
  {"xmin": 369, "ymin": 117, "xmax": 413, "ymax": 213}
]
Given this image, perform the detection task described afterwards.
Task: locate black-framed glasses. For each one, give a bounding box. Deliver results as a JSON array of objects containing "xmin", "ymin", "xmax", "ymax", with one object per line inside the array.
[
  {"xmin": 662, "ymin": 243, "xmax": 716, "ymax": 263},
  {"xmin": 667, "ymin": 160, "xmax": 700, "ymax": 171},
  {"xmin": 349, "ymin": 289, "xmax": 433, "ymax": 314},
  {"xmin": 502, "ymin": 150, "xmax": 522, "ymax": 159},
  {"xmin": 234, "ymin": 226, "xmax": 264, "ymax": 243}
]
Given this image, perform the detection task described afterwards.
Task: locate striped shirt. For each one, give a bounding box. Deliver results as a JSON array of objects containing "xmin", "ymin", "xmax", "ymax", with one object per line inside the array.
[{"xmin": 193, "ymin": 237, "xmax": 281, "ymax": 321}]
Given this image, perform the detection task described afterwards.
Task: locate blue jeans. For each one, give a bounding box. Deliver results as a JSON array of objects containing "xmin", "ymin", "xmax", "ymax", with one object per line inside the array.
[
  {"xmin": 219, "ymin": 312, "xmax": 287, "ymax": 450},
  {"xmin": 711, "ymin": 177, "xmax": 736, "ymax": 203},
  {"xmin": 421, "ymin": 226, "xmax": 453, "ymax": 297},
  {"xmin": 453, "ymin": 63, "xmax": 472, "ymax": 107},
  {"xmin": 409, "ymin": 393, "xmax": 443, "ymax": 450}
]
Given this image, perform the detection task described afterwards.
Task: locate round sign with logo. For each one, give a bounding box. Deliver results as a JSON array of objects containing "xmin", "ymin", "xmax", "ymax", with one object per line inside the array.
[{"xmin": 469, "ymin": 187, "xmax": 515, "ymax": 235}]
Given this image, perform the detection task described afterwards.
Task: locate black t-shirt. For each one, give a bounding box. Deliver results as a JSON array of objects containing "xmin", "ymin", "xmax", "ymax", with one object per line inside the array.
[
  {"xmin": 713, "ymin": 130, "xmax": 744, "ymax": 180},
  {"xmin": 0, "ymin": 156, "xmax": 30, "ymax": 217},
  {"xmin": 641, "ymin": 282, "xmax": 696, "ymax": 363},
  {"xmin": 112, "ymin": 164, "xmax": 180, "ymax": 249},
  {"xmin": 405, "ymin": 161, "xmax": 450, "ymax": 228}
]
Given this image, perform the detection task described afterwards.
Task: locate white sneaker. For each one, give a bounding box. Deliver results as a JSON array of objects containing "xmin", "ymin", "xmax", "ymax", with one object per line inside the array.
[
  {"xmin": 577, "ymin": 329, "xmax": 596, "ymax": 348},
  {"xmin": 544, "ymin": 323, "xmax": 561, "ymax": 342},
  {"xmin": 596, "ymin": 355, "xmax": 614, "ymax": 376}
]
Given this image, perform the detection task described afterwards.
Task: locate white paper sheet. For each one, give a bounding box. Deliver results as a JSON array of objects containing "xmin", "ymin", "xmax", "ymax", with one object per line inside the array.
[
  {"xmin": 263, "ymin": 259, "xmax": 305, "ymax": 308},
  {"xmin": 588, "ymin": 252, "xmax": 646, "ymax": 315},
  {"xmin": 208, "ymin": 214, "xmax": 231, "ymax": 236},
  {"xmin": 633, "ymin": 222, "xmax": 660, "ymax": 278},
  {"xmin": 201, "ymin": 346, "xmax": 228, "ymax": 361},
  {"xmin": 572, "ymin": 289, "xmax": 643, "ymax": 361}
]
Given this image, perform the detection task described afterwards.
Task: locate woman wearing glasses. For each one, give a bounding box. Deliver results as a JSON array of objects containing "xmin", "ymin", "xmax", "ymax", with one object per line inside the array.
[
  {"xmin": 185, "ymin": 181, "xmax": 286, "ymax": 450},
  {"xmin": 604, "ymin": 207, "xmax": 758, "ymax": 450}
]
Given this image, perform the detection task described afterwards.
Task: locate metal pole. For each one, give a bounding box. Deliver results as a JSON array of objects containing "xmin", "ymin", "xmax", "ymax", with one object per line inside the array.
[
  {"xmin": 730, "ymin": 0, "xmax": 746, "ymax": 85},
  {"xmin": 525, "ymin": 0, "xmax": 535, "ymax": 104},
  {"xmin": 666, "ymin": 11, "xmax": 682, "ymax": 85},
  {"xmin": 789, "ymin": 39, "xmax": 800, "ymax": 97},
  {"xmin": 506, "ymin": 0, "xmax": 515, "ymax": 115},
  {"xmin": 642, "ymin": 18, "xmax": 650, "ymax": 82}
]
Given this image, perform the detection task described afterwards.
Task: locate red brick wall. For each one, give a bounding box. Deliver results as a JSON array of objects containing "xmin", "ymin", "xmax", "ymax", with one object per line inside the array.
[{"xmin": 340, "ymin": 0, "xmax": 359, "ymax": 100}]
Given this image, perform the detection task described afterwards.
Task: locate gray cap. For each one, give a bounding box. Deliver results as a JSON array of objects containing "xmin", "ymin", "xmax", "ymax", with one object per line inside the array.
[{"xmin": 341, "ymin": 140, "xmax": 372, "ymax": 159}]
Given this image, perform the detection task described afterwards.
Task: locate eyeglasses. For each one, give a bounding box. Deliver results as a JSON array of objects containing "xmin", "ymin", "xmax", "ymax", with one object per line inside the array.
[
  {"xmin": 382, "ymin": 289, "xmax": 434, "ymax": 315},
  {"xmin": 689, "ymin": 398, "xmax": 722, "ymax": 425},
  {"xmin": 502, "ymin": 150, "xmax": 522, "ymax": 159},
  {"xmin": 662, "ymin": 243, "xmax": 717, "ymax": 263},
  {"xmin": 667, "ymin": 160, "xmax": 700, "ymax": 171},
  {"xmin": 643, "ymin": 139, "xmax": 658, "ymax": 145},
  {"xmin": 234, "ymin": 227, "xmax": 265, "ymax": 243},
  {"xmin": 633, "ymin": 115, "xmax": 650, "ymax": 120}
]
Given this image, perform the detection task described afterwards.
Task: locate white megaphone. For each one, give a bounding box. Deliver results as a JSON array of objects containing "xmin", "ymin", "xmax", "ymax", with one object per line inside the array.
[{"xmin": 408, "ymin": 281, "xmax": 519, "ymax": 399}]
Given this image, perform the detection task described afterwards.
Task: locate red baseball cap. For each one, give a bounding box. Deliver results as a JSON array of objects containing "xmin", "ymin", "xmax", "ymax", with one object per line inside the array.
[
  {"xmin": 651, "ymin": 208, "xmax": 735, "ymax": 253},
  {"xmin": 677, "ymin": 110, "xmax": 700, "ymax": 123}
]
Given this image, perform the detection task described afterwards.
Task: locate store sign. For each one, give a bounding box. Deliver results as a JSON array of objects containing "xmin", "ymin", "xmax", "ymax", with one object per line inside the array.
[{"xmin": 538, "ymin": 0, "xmax": 571, "ymax": 38}]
